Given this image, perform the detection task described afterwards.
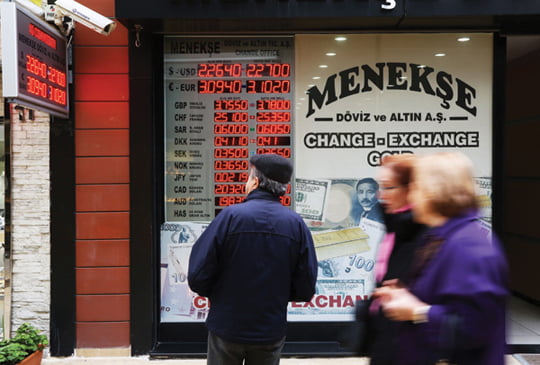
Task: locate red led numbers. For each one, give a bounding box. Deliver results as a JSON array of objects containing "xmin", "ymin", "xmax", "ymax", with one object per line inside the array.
[
  {"xmin": 214, "ymin": 148, "xmax": 249, "ymax": 159},
  {"xmin": 214, "ymin": 172, "xmax": 249, "ymax": 182},
  {"xmin": 256, "ymin": 124, "xmax": 290, "ymax": 134},
  {"xmin": 199, "ymin": 63, "xmax": 291, "ymax": 78},
  {"xmin": 215, "ymin": 184, "xmax": 246, "ymax": 195},
  {"xmin": 256, "ymin": 99, "xmax": 291, "ymax": 110},
  {"xmin": 214, "ymin": 136, "xmax": 249, "ymax": 146},
  {"xmin": 214, "ymin": 124, "xmax": 249, "ymax": 134},
  {"xmin": 215, "ymin": 196, "xmax": 245, "ymax": 206},
  {"xmin": 247, "ymin": 80, "xmax": 290, "ymax": 94},
  {"xmin": 256, "ymin": 136, "xmax": 291, "ymax": 146},
  {"xmin": 214, "ymin": 99, "xmax": 249, "ymax": 110},
  {"xmin": 214, "ymin": 160, "xmax": 249, "ymax": 170},
  {"xmin": 214, "ymin": 112, "xmax": 249, "ymax": 122},
  {"xmin": 279, "ymin": 195, "xmax": 291, "ymax": 206},
  {"xmin": 256, "ymin": 148, "xmax": 291, "ymax": 158},
  {"xmin": 26, "ymin": 55, "xmax": 47, "ymax": 78},
  {"xmin": 198, "ymin": 60, "xmax": 294, "ymax": 212},
  {"xmin": 199, "ymin": 80, "xmax": 242, "ymax": 94},
  {"xmin": 256, "ymin": 112, "xmax": 291, "ymax": 122},
  {"xmin": 198, "ymin": 63, "xmax": 242, "ymax": 77},
  {"xmin": 24, "ymin": 55, "xmax": 67, "ymax": 106},
  {"xmin": 246, "ymin": 63, "xmax": 291, "ymax": 77}
]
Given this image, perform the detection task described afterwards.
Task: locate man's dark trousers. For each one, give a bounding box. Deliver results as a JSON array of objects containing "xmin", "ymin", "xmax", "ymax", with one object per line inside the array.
[{"xmin": 207, "ymin": 331, "xmax": 285, "ymax": 365}]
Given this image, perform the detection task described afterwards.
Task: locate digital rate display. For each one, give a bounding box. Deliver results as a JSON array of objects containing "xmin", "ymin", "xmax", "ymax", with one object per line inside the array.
[
  {"xmin": 1, "ymin": 3, "xmax": 69, "ymax": 118},
  {"xmin": 164, "ymin": 37, "xmax": 294, "ymax": 221}
]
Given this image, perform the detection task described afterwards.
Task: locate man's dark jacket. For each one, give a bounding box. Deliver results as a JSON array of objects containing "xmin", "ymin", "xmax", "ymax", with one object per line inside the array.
[{"xmin": 188, "ymin": 189, "xmax": 318, "ymax": 344}]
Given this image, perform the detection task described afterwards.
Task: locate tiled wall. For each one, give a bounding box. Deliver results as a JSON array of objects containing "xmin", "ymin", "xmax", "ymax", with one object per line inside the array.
[
  {"xmin": 73, "ymin": 0, "xmax": 130, "ymax": 348},
  {"xmin": 503, "ymin": 48, "xmax": 540, "ymax": 302},
  {"xmin": 10, "ymin": 108, "xmax": 51, "ymax": 336}
]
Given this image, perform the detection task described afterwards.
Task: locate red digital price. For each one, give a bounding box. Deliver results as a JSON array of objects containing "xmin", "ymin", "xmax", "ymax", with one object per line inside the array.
[
  {"xmin": 26, "ymin": 55, "xmax": 66, "ymax": 87},
  {"xmin": 256, "ymin": 99, "xmax": 291, "ymax": 110},
  {"xmin": 257, "ymin": 136, "xmax": 291, "ymax": 146},
  {"xmin": 214, "ymin": 160, "xmax": 249, "ymax": 170},
  {"xmin": 214, "ymin": 124, "xmax": 249, "ymax": 135},
  {"xmin": 50, "ymin": 86, "xmax": 67, "ymax": 105},
  {"xmin": 214, "ymin": 100, "xmax": 249, "ymax": 110},
  {"xmin": 26, "ymin": 55, "xmax": 46, "ymax": 78},
  {"xmin": 214, "ymin": 136, "xmax": 249, "ymax": 146},
  {"xmin": 214, "ymin": 112, "xmax": 249, "ymax": 122},
  {"xmin": 27, "ymin": 76, "xmax": 67, "ymax": 106},
  {"xmin": 214, "ymin": 148, "xmax": 249, "ymax": 159},
  {"xmin": 247, "ymin": 80, "xmax": 290, "ymax": 94},
  {"xmin": 246, "ymin": 63, "xmax": 291, "ymax": 77},
  {"xmin": 256, "ymin": 148, "xmax": 291, "ymax": 158},
  {"xmin": 199, "ymin": 80, "xmax": 242, "ymax": 94},
  {"xmin": 27, "ymin": 76, "xmax": 47, "ymax": 98},
  {"xmin": 48, "ymin": 66, "xmax": 66, "ymax": 87},
  {"xmin": 215, "ymin": 184, "xmax": 246, "ymax": 195},
  {"xmin": 279, "ymin": 195, "xmax": 292, "ymax": 206},
  {"xmin": 198, "ymin": 63, "xmax": 242, "ymax": 77},
  {"xmin": 214, "ymin": 171, "xmax": 249, "ymax": 182},
  {"xmin": 256, "ymin": 124, "xmax": 290, "ymax": 134},
  {"xmin": 256, "ymin": 112, "xmax": 291, "ymax": 122},
  {"xmin": 215, "ymin": 196, "xmax": 245, "ymax": 206}
]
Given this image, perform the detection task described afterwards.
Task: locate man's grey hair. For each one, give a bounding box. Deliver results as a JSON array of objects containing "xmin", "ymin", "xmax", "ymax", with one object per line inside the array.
[{"xmin": 253, "ymin": 167, "xmax": 288, "ymax": 196}]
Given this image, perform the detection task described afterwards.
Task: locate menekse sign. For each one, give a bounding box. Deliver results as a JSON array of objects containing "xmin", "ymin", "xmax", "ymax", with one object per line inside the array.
[{"xmin": 306, "ymin": 62, "xmax": 477, "ymax": 119}]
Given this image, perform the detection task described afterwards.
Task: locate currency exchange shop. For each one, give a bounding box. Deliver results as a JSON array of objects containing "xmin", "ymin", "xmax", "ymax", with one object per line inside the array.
[
  {"xmin": 152, "ymin": 32, "xmax": 493, "ymax": 355},
  {"xmin": 100, "ymin": 0, "xmax": 540, "ymax": 358}
]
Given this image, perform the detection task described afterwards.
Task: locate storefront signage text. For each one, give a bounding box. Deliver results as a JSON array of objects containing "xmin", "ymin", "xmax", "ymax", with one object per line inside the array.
[{"xmin": 306, "ymin": 62, "xmax": 477, "ymax": 118}]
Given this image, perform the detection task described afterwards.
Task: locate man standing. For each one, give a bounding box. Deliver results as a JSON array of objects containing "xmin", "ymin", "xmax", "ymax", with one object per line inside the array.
[
  {"xmin": 188, "ymin": 154, "xmax": 318, "ymax": 365},
  {"xmin": 352, "ymin": 177, "xmax": 383, "ymax": 224}
]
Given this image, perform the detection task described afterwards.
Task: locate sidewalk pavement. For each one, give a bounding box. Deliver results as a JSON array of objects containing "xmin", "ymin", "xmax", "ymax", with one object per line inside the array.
[
  {"xmin": 42, "ymin": 355, "xmax": 523, "ymax": 365},
  {"xmin": 43, "ymin": 357, "xmax": 368, "ymax": 365}
]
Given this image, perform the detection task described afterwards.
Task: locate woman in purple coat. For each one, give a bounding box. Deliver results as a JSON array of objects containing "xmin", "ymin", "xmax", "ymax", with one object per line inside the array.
[{"xmin": 374, "ymin": 152, "xmax": 508, "ymax": 365}]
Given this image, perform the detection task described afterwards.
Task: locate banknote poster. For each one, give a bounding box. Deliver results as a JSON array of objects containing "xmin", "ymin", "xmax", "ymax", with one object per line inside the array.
[
  {"xmin": 288, "ymin": 178, "xmax": 385, "ymax": 321},
  {"xmin": 160, "ymin": 222, "xmax": 210, "ymax": 322},
  {"xmin": 295, "ymin": 178, "xmax": 331, "ymax": 221}
]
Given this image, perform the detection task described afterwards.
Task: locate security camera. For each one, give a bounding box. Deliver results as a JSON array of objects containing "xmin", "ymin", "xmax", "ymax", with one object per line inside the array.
[{"xmin": 51, "ymin": 0, "xmax": 116, "ymax": 35}]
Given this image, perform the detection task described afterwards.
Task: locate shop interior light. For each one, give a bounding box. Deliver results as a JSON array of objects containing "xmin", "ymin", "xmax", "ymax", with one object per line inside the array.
[
  {"xmin": 457, "ymin": 37, "xmax": 471, "ymax": 42},
  {"xmin": 319, "ymin": 65, "xmax": 328, "ymax": 68},
  {"xmin": 435, "ymin": 53, "xmax": 446, "ymax": 57},
  {"xmin": 335, "ymin": 36, "xmax": 347, "ymax": 42},
  {"xmin": 312, "ymin": 76, "xmax": 321, "ymax": 80},
  {"xmin": 325, "ymin": 52, "xmax": 337, "ymax": 56}
]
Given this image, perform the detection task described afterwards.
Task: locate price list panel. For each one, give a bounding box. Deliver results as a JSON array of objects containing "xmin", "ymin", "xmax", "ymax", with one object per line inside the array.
[{"xmin": 164, "ymin": 37, "xmax": 294, "ymax": 221}]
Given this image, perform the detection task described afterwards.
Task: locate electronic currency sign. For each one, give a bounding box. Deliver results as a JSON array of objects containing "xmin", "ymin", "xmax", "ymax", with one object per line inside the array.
[
  {"xmin": 164, "ymin": 37, "xmax": 294, "ymax": 221},
  {"xmin": 1, "ymin": 2, "xmax": 69, "ymax": 118}
]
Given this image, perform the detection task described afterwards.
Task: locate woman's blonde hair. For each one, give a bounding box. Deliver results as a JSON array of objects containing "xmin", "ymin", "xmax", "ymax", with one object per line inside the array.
[{"xmin": 412, "ymin": 152, "xmax": 478, "ymax": 218}]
